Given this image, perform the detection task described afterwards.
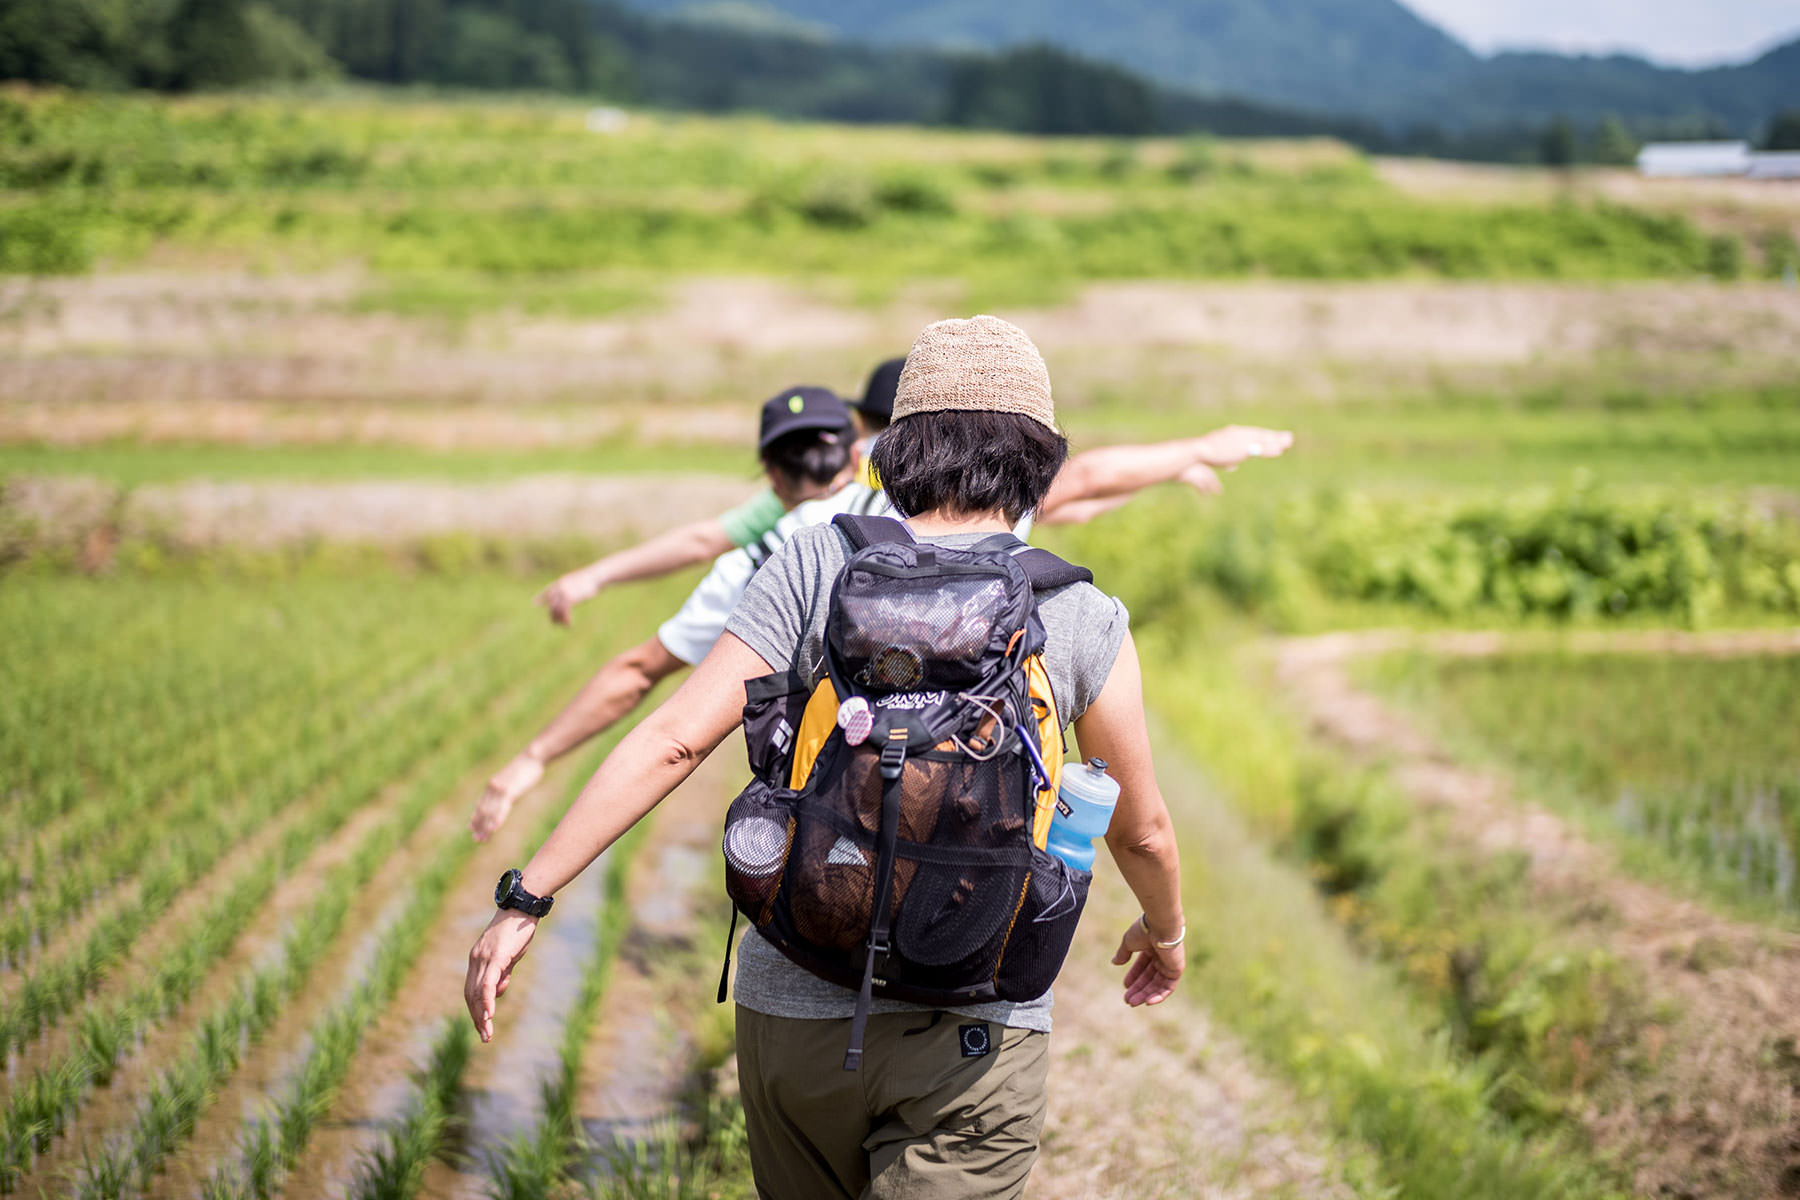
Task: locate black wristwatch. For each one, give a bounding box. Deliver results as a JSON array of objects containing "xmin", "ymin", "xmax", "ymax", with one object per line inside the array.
[{"xmin": 494, "ymin": 868, "xmax": 553, "ymax": 918}]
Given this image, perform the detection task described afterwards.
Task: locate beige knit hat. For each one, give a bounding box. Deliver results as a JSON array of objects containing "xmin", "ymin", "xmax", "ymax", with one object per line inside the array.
[{"xmin": 891, "ymin": 315, "xmax": 1056, "ymax": 431}]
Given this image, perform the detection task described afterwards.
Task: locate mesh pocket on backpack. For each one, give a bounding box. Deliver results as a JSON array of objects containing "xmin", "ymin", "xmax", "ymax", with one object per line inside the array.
[
  {"xmin": 893, "ymin": 853, "xmax": 1029, "ymax": 972},
  {"xmin": 722, "ymin": 779, "xmax": 796, "ymax": 925},
  {"xmin": 783, "ymin": 797, "xmax": 891, "ymax": 953},
  {"xmin": 836, "ymin": 571, "xmax": 1013, "ymax": 692},
  {"xmin": 992, "ymin": 844, "xmax": 1091, "ymax": 1002},
  {"xmin": 741, "ymin": 671, "xmax": 810, "ymax": 786}
]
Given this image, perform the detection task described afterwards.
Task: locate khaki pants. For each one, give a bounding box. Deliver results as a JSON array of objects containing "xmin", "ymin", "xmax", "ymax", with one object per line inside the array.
[{"xmin": 736, "ymin": 1006, "xmax": 1050, "ymax": 1200}]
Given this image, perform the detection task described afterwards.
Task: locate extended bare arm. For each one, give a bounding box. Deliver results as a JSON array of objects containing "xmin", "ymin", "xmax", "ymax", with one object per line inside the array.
[
  {"xmin": 1036, "ymin": 425, "xmax": 1293, "ymax": 525},
  {"xmin": 537, "ymin": 519, "xmax": 736, "ymax": 625}
]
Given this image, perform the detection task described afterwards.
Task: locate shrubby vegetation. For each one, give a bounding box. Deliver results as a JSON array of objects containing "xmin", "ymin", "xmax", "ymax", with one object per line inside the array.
[{"xmin": 1059, "ymin": 487, "xmax": 1800, "ymax": 630}]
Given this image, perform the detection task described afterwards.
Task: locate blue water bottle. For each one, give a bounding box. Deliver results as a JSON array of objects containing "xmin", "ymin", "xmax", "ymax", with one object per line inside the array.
[{"xmin": 1046, "ymin": 758, "xmax": 1119, "ymax": 872}]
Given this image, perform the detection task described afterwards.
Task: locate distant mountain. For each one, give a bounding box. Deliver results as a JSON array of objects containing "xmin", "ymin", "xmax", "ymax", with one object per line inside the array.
[
  {"xmin": 618, "ymin": 0, "xmax": 1800, "ymax": 133},
  {"xmin": 1431, "ymin": 40, "xmax": 1800, "ymax": 131}
]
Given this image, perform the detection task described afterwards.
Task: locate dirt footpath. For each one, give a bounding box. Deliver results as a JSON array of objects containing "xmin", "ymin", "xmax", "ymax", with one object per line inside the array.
[
  {"xmin": 1028, "ymin": 850, "xmax": 1350, "ymax": 1199},
  {"xmin": 1272, "ymin": 630, "xmax": 1800, "ymax": 1199}
]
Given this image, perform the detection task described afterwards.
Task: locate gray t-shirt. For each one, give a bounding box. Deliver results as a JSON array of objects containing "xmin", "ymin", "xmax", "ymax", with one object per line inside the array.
[{"xmin": 723, "ymin": 523, "xmax": 1130, "ymax": 1033}]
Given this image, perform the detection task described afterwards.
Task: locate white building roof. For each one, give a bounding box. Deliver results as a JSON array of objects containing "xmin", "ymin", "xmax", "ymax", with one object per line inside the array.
[
  {"xmin": 1747, "ymin": 152, "xmax": 1800, "ymax": 180},
  {"xmin": 1636, "ymin": 141, "xmax": 1753, "ymax": 177}
]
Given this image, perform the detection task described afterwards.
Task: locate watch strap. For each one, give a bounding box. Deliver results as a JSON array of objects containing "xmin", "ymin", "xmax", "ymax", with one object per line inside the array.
[{"xmin": 497, "ymin": 869, "xmax": 554, "ymax": 918}]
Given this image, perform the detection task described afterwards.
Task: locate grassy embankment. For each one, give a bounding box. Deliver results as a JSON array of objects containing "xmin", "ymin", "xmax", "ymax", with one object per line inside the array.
[
  {"xmin": 4, "ymin": 90, "xmax": 1797, "ymax": 301},
  {"xmin": 1041, "ymin": 481, "xmax": 1800, "ymax": 1195}
]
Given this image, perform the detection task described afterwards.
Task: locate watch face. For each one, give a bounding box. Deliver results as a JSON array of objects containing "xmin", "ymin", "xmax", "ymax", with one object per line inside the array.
[{"xmin": 495, "ymin": 868, "xmax": 520, "ymax": 907}]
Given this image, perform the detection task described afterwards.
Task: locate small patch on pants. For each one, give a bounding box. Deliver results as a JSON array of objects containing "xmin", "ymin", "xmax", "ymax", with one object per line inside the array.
[{"xmin": 958, "ymin": 1023, "xmax": 991, "ymax": 1058}]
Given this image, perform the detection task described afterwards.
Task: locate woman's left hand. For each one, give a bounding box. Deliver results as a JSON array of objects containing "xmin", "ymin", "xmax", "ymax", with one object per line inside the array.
[
  {"xmin": 1111, "ymin": 918, "xmax": 1184, "ymax": 1007},
  {"xmin": 465, "ymin": 910, "xmax": 539, "ymax": 1041}
]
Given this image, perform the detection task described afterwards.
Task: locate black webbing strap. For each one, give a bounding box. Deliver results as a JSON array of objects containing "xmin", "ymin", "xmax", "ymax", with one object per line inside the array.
[
  {"xmin": 845, "ymin": 727, "xmax": 908, "ymax": 1071},
  {"xmin": 969, "ymin": 531, "xmax": 1095, "ymax": 591},
  {"xmin": 833, "ymin": 512, "xmax": 912, "ymax": 551},
  {"xmin": 844, "ymin": 517, "xmax": 1092, "ymax": 589},
  {"xmin": 1013, "ymin": 547, "xmax": 1093, "ymax": 589},
  {"xmin": 716, "ymin": 906, "xmax": 740, "ymax": 1004}
]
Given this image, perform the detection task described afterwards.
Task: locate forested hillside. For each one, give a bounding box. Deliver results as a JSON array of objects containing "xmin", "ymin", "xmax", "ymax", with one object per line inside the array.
[
  {"xmin": 3, "ymin": 0, "xmax": 1796, "ymax": 157},
  {"xmin": 0, "ymin": 0, "xmax": 1399, "ymax": 142},
  {"xmin": 621, "ymin": 0, "xmax": 1800, "ymax": 135}
]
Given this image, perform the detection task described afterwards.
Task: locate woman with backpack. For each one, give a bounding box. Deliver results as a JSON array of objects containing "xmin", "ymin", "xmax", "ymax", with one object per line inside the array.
[{"xmin": 466, "ymin": 315, "xmax": 1187, "ymax": 1199}]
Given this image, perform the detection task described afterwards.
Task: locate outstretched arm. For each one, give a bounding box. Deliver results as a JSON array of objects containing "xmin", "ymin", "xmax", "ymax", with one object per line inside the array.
[
  {"xmin": 537, "ymin": 519, "xmax": 736, "ymax": 625},
  {"xmin": 1036, "ymin": 425, "xmax": 1292, "ymax": 524},
  {"xmin": 470, "ymin": 637, "xmax": 687, "ymax": 841},
  {"xmin": 464, "ymin": 632, "xmax": 772, "ymax": 1041}
]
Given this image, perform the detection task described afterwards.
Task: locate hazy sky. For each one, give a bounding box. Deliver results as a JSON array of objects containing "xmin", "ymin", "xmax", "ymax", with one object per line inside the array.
[{"xmin": 1401, "ymin": 0, "xmax": 1800, "ymax": 66}]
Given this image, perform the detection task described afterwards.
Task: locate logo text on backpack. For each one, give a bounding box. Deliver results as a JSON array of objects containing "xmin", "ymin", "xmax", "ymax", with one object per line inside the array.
[{"xmin": 882, "ymin": 690, "xmax": 948, "ymax": 710}]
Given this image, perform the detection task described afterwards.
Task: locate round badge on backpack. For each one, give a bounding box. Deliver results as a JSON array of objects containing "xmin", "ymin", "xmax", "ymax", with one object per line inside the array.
[
  {"xmin": 836, "ymin": 695, "xmax": 874, "ymax": 745},
  {"xmin": 866, "ymin": 644, "xmax": 924, "ymax": 690}
]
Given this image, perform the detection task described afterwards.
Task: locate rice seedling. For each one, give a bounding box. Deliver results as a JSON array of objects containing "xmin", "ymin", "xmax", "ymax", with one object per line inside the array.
[
  {"xmin": 0, "ymin": 611, "xmax": 474, "ymax": 952},
  {"xmin": 207, "ymin": 796, "xmax": 509, "ymax": 1198},
  {"xmin": 0, "ymin": 578, "xmax": 671, "ymax": 1192},
  {"xmin": 589, "ymin": 1120, "xmax": 730, "ymax": 1200},
  {"xmin": 0, "ymin": 623, "xmax": 528, "ymax": 1062},
  {"xmin": 1, "ymin": 616, "xmax": 498, "ymax": 961},
  {"xmin": 72, "ymin": 1140, "xmax": 132, "ymax": 1200},
  {"xmin": 1367, "ymin": 650, "xmax": 1800, "ymax": 916},
  {"xmin": 82, "ymin": 647, "xmax": 605, "ymax": 1196},
  {"xmin": 350, "ymin": 1020, "xmax": 473, "ymax": 1200}
]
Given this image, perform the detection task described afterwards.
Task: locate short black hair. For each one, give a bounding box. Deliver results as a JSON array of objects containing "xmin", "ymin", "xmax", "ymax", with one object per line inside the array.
[
  {"xmin": 870, "ymin": 411, "xmax": 1068, "ymax": 524},
  {"xmin": 761, "ymin": 428, "xmax": 850, "ymax": 489}
]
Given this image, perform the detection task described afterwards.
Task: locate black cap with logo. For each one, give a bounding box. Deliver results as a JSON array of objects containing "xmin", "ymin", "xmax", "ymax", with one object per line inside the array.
[
  {"xmin": 854, "ymin": 357, "xmax": 906, "ymax": 422},
  {"xmin": 758, "ymin": 386, "xmax": 853, "ymax": 452}
]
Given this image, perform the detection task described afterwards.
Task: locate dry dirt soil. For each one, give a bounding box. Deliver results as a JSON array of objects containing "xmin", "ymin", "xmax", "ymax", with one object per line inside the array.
[{"xmin": 4, "ymin": 274, "xmax": 1799, "ymax": 450}]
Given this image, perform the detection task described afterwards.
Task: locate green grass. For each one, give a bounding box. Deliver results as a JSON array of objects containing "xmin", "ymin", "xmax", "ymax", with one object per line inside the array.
[
  {"xmin": 1365, "ymin": 650, "xmax": 1800, "ymax": 919},
  {"xmin": 3, "ymin": 91, "xmax": 1790, "ymax": 289},
  {"xmin": 0, "ymin": 441, "xmax": 757, "ymax": 486},
  {"xmin": 6, "ymin": 368, "xmax": 1795, "ymax": 495}
]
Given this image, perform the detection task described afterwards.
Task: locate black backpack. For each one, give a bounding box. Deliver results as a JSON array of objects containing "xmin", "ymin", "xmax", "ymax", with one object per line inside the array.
[{"xmin": 719, "ymin": 514, "xmax": 1096, "ymax": 1070}]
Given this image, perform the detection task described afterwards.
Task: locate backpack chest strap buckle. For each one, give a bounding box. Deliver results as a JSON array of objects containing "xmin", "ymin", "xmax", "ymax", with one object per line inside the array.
[{"xmin": 879, "ymin": 728, "xmax": 908, "ymax": 780}]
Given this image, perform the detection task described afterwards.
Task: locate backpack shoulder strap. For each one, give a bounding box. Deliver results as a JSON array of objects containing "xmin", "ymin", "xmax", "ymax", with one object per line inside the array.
[
  {"xmin": 832, "ymin": 513, "xmax": 913, "ymax": 551},
  {"xmin": 836, "ymin": 517, "xmax": 1092, "ymax": 587},
  {"xmin": 970, "ymin": 531, "xmax": 1095, "ymax": 591},
  {"xmin": 1015, "ymin": 547, "xmax": 1094, "ymax": 591}
]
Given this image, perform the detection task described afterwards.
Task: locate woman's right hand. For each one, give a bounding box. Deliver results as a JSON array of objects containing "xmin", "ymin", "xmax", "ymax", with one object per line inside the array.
[{"xmin": 1111, "ymin": 916, "xmax": 1185, "ymax": 1007}]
